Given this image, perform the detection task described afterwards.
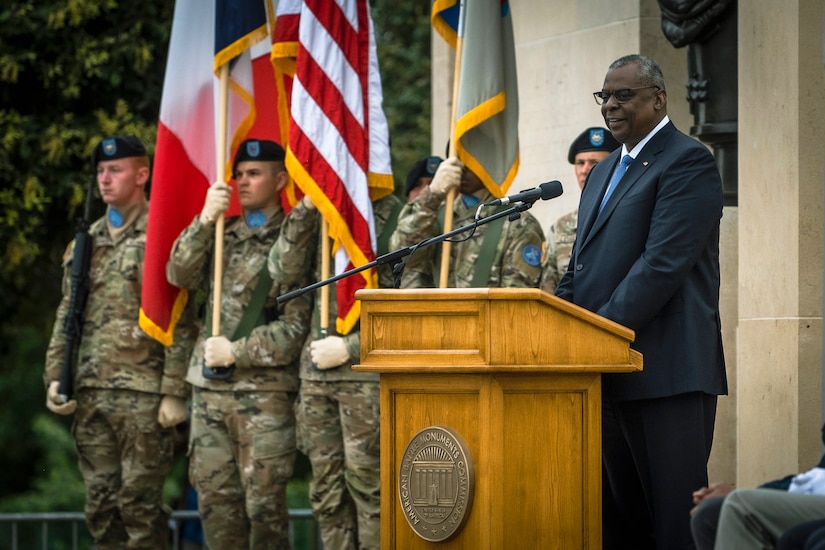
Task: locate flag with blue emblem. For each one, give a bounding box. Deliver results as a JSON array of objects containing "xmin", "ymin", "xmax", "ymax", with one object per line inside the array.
[{"xmin": 432, "ymin": 0, "xmax": 519, "ymax": 197}]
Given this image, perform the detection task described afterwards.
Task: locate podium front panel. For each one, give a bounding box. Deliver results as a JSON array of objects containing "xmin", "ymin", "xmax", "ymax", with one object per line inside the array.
[
  {"xmin": 361, "ymin": 298, "xmax": 490, "ymax": 366},
  {"xmin": 356, "ymin": 288, "xmax": 639, "ymax": 549},
  {"xmin": 381, "ymin": 372, "xmax": 601, "ymax": 549}
]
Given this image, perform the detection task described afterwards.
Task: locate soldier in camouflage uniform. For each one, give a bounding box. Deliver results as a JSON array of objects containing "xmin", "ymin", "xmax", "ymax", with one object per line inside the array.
[
  {"xmin": 44, "ymin": 136, "xmax": 191, "ymax": 550},
  {"xmin": 540, "ymin": 210, "xmax": 578, "ymax": 293},
  {"xmin": 166, "ymin": 139, "xmax": 311, "ymax": 550},
  {"xmin": 404, "ymin": 155, "xmax": 442, "ymax": 202},
  {"xmin": 390, "ymin": 156, "xmax": 545, "ymax": 288},
  {"xmin": 268, "ymin": 191, "xmax": 403, "ymax": 550},
  {"xmin": 539, "ymin": 127, "xmax": 619, "ymax": 291}
]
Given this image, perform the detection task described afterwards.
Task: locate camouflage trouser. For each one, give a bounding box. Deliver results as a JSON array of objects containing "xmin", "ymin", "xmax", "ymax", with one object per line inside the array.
[
  {"xmin": 189, "ymin": 387, "xmax": 297, "ymax": 550},
  {"xmin": 297, "ymin": 379, "xmax": 381, "ymax": 550},
  {"xmin": 73, "ymin": 388, "xmax": 174, "ymax": 550}
]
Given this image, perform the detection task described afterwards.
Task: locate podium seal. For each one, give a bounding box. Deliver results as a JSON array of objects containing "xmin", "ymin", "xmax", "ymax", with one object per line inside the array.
[{"xmin": 398, "ymin": 425, "xmax": 475, "ymax": 542}]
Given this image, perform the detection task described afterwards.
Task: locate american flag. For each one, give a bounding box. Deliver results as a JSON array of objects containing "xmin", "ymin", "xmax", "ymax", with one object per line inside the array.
[{"xmin": 272, "ymin": 0, "xmax": 394, "ymax": 335}]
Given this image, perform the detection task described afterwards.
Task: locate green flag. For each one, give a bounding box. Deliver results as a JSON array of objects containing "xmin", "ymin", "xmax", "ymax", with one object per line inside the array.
[{"xmin": 432, "ymin": 0, "xmax": 520, "ymax": 197}]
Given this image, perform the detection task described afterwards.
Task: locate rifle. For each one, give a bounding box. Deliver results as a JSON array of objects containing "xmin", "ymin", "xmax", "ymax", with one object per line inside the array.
[{"xmin": 57, "ymin": 171, "xmax": 96, "ymax": 403}]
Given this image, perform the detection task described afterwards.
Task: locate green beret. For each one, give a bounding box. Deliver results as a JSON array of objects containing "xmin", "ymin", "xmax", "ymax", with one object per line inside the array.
[{"xmin": 567, "ymin": 127, "xmax": 620, "ymax": 164}]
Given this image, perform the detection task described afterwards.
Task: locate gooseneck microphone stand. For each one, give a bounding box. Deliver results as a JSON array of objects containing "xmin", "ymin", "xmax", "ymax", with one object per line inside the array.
[{"xmin": 276, "ymin": 198, "xmax": 539, "ymax": 305}]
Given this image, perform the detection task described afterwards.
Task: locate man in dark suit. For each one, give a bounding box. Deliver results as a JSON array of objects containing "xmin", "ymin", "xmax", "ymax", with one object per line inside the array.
[{"xmin": 555, "ymin": 54, "xmax": 727, "ymax": 549}]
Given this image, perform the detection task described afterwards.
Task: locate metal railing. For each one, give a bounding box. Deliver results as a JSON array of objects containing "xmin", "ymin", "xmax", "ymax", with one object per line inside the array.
[{"xmin": 0, "ymin": 508, "xmax": 319, "ymax": 550}]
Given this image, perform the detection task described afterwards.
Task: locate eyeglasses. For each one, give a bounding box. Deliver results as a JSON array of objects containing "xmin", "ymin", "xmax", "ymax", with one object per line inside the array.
[{"xmin": 593, "ymin": 86, "xmax": 660, "ymax": 105}]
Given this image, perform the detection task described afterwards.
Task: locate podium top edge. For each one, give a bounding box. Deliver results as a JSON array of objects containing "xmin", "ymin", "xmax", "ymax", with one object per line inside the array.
[
  {"xmin": 356, "ymin": 287, "xmax": 543, "ymax": 300},
  {"xmin": 355, "ymin": 288, "xmax": 635, "ymax": 341}
]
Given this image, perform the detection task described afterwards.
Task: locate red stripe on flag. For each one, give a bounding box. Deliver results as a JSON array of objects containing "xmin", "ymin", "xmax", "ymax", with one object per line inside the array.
[
  {"xmin": 304, "ymin": 0, "xmax": 361, "ymax": 71},
  {"xmin": 272, "ymin": 13, "xmax": 299, "ymax": 46},
  {"xmin": 289, "ymin": 130, "xmax": 372, "ymax": 258},
  {"xmin": 336, "ymin": 266, "xmax": 363, "ymax": 325},
  {"xmin": 140, "ymin": 122, "xmax": 208, "ymax": 344},
  {"xmin": 294, "ymin": 53, "xmax": 368, "ymax": 171},
  {"xmin": 247, "ymin": 54, "xmax": 281, "ymax": 142}
]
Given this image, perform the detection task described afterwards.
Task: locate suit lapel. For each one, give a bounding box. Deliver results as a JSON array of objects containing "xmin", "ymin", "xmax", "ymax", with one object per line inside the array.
[
  {"xmin": 578, "ymin": 122, "xmax": 675, "ymax": 251},
  {"xmin": 577, "ymin": 152, "xmax": 620, "ymax": 242}
]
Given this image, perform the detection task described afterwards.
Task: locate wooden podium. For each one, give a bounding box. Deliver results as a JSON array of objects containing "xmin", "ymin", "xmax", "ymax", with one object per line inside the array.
[{"xmin": 354, "ymin": 288, "xmax": 642, "ymax": 549}]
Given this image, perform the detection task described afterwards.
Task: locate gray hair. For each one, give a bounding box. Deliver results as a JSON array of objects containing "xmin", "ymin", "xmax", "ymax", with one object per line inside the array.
[{"xmin": 609, "ymin": 54, "xmax": 666, "ymax": 91}]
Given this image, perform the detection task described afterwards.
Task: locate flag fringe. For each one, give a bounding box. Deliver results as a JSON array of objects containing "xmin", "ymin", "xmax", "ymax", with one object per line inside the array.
[
  {"xmin": 455, "ymin": 90, "xmax": 506, "ymax": 137},
  {"xmin": 367, "ymin": 172, "xmax": 394, "ymax": 200},
  {"xmin": 139, "ymin": 289, "xmax": 189, "ymax": 346},
  {"xmin": 226, "ymin": 77, "xmax": 258, "ymax": 179},
  {"xmin": 431, "ymin": 0, "xmax": 459, "ymax": 47},
  {"xmin": 285, "ymin": 148, "xmax": 376, "ymax": 337},
  {"xmin": 285, "ymin": 149, "xmax": 379, "ymax": 283},
  {"xmin": 271, "ymin": 42, "xmax": 298, "ymax": 75},
  {"xmin": 454, "ymin": 90, "xmax": 518, "ymax": 195},
  {"xmin": 214, "ymin": 24, "xmax": 269, "ymax": 72},
  {"xmin": 460, "ymin": 149, "xmax": 520, "ymax": 199},
  {"xmin": 336, "ymin": 301, "xmax": 361, "ymax": 335}
]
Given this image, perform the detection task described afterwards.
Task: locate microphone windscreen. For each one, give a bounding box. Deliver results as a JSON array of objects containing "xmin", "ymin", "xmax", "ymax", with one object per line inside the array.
[{"xmin": 540, "ymin": 181, "xmax": 563, "ymax": 200}]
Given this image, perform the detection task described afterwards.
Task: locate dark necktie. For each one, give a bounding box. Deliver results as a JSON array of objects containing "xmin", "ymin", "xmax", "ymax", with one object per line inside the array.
[{"xmin": 598, "ymin": 154, "xmax": 633, "ymax": 213}]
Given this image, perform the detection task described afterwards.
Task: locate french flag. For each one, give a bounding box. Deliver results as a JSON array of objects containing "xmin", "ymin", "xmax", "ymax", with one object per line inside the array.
[{"xmin": 140, "ymin": 0, "xmax": 282, "ymax": 344}]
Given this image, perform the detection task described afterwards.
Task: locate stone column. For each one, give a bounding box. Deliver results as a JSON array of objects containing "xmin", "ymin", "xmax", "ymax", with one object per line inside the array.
[{"xmin": 736, "ymin": 0, "xmax": 824, "ymax": 486}]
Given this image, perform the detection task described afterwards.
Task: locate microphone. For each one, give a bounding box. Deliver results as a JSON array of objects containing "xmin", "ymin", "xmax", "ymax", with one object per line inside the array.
[{"xmin": 485, "ymin": 180, "xmax": 563, "ymax": 206}]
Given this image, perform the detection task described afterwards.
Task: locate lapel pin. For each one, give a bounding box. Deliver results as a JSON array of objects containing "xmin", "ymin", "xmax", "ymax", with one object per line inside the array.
[{"xmin": 643, "ymin": 161, "xmax": 649, "ymax": 166}]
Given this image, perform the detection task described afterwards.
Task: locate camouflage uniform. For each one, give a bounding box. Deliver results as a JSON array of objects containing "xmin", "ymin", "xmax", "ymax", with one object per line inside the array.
[
  {"xmin": 44, "ymin": 202, "xmax": 189, "ymax": 550},
  {"xmin": 539, "ymin": 208, "xmax": 578, "ymax": 293},
  {"xmin": 389, "ymin": 185, "xmax": 545, "ymax": 288},
  {"xmin": 267, "ymin": 194, "xmax": 402, "ymax": 550},
  {"xmin": 166, "ymin": 211, "xmax": 311, "ymax": 550}
]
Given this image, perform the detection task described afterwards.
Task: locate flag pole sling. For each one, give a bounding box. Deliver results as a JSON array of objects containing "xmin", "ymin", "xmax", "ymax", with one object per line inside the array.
[
  {"xmin": 212, "ymin": 63, "xmax": 229, "ymax": 337},
  {"xmin": 439, "ymin": 1, "xmax": 465, "ymax": 288}
]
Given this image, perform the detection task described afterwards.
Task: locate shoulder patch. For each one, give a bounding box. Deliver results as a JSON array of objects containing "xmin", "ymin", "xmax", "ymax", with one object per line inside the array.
[{"xmin": 522, "ymin": 243, "xmax": 542, "ymax": 267}]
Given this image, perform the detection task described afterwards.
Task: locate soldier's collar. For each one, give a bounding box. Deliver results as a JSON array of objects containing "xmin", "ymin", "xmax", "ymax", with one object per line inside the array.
[
  {"xmin": 243, "ymin": 206, "xmax": 278, "ymax": 229},
  {"xmin": 106, "ymin": 200, "xmax": 146, "ymax": 240},
  {"xmin": 460, "ymin": 188, "xmax": 492, "ymax": 209}
]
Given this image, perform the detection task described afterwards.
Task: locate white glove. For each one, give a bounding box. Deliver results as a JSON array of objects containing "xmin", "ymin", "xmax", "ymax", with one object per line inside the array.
[
  {"xmin": 429, "ymin": 156, "xmax": 463, "ymax": 195},
  {"xmin": 203, "ymin": 336, "xmax": 235, "ymax": 367},
  {"xmin": 789, "ymin": 467, "xmax": 825, "ymax": 495},
  {"xmin": 301, "ymin": 194, "xmax": 317, "ymax": 210},
  {"xmin": 46, "ymin": 381, "xmax": 77, "ymax": 415},
  {"xmin": 310, "ymin": 336, "xmax": 350, "ymax": 370},
  {"xmin": 157, "ymin": 395, "xmax": 188, "ymax": 428},
  {"xmin": 199, "ymin": 182, "xmax": 232, "ymax": 224}
]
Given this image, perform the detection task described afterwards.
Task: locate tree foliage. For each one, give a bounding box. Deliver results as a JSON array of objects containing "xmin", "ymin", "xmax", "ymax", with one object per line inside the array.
[
  {"xmin": 0, "ymin": 2, "xmax": 171, "ymax": 290},
  {"xmin": 0, "ymin": 0, "xmax": 173, "ymax": 501},
  {"xmin": 372, "ymin": 0, "xmax": 433, "ymax": 187},
  {"xmin": 0, "ymin": 0, "xmax": 430, "ymax": 514}
]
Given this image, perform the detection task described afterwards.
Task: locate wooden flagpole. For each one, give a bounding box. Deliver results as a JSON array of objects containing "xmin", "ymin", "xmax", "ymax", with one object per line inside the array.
[
  {"xmin": 211, "ymin": 63, "xmax": 229, "ymax": 337},
  {"xmin": 320, "ymin": 218, "xmax": 330, "ymax": 337},
  {"xmin": 439, "ymin": 0, "xmax": 465, "ymax": 288}
]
